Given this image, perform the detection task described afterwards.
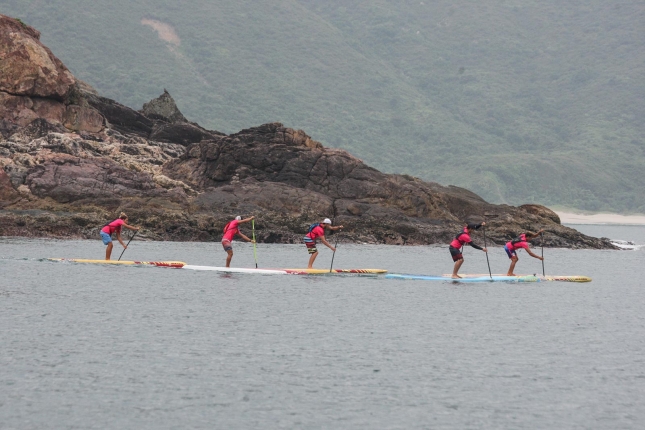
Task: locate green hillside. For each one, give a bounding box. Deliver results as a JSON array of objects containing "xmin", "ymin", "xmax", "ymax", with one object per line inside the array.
[{"xmin": 2, "ymin": 1, "xmax": 644, "ymax": 212}]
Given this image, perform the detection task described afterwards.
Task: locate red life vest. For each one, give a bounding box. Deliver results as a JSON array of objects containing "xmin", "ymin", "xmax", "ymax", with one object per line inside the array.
[{"xmin": 450, "ymin": 229, "xmax": 469, "ymax": 248}]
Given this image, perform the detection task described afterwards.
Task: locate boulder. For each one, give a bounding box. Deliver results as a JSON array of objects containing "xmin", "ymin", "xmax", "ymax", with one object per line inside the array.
[
  {"xmin": 62, "ymin": 104, "xmax": 104, "ymax": 133},
  {"xmin": 26, "ymin": 153, "xmax": 162, "ymax": 203},
  {"xmin": 149, "ymin": 121, "xmax": 214, "ymax": 146},
  {"xmin": 85, "ymin": 93, "xmax": 153, "ymax": 137},
  {"xmin": 0, "ymin": 168, "xmax": 20, "ymax": 204},
  {"xmin": 0, "ymin": 15, "xmax": 75, "ymax": 99},
  {"xmin": 520, "ymin": 204, "xmax": 561, "ymax": 224},
  {"xmin": 140, "ymin": 89, "xmax": 187, "ymax": 123}
]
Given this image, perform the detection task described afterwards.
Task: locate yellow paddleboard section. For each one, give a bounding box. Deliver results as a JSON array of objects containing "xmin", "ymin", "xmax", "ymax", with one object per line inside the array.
[
  {"xmin": 49, "ymin": 259, "xmax": 186, "ymax": 268},
  {"xmin": 284, "ymin": 268, "xmax": 387, "ymax": 274},
  {"xmin": 441, "ymin": 273, "xmax": 591, "ymax": 283},
  {"xmin": 544, "ymin": 275, "xmax": 592, "ymax": 283}
]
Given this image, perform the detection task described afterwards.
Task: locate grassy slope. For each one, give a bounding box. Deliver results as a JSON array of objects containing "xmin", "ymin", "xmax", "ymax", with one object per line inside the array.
[{"xmin": 2, "ymin": 0, "xmax": 644, "ymax": 211}]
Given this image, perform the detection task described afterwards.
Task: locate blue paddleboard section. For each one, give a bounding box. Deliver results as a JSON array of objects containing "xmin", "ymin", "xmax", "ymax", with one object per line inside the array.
[{"xmin": 385, "ymin": 274, "xmax": 541, "ymax": 283}]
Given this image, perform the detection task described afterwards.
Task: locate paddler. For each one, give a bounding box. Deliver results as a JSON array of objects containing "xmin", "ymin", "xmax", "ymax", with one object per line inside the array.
[
  {"xmin": 222, "ymin": 215, "xmax": 255, "ymax": 267},
  {"xmin": 304, "ymin": 218, "xmax": 343, "ymax": 268},
  {"xmin": 504, "ymin": 230, "xmax": 545, "ymax": 276},
  {"xmin": 449, "ymin": 222, "xmax": 488, "ymax": 278},
  {"xmin": 100, "ymin": 212, "xmax": 139, "ymax": 260}
]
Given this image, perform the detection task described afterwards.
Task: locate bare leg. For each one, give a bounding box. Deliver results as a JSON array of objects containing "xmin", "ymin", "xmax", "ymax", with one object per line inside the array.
[
  {"xmin": 507, "ymin": 256, "xmax": 518, "ymax": 276},
  {"xmin": 451, "ymin": 258, "xmax": 464, "ymax": 278},
  {"xmin": 226, "ymin": 249, "xmax": 233, "ymax": 267},
  {"xmin": 307, "ymin": 251, "xmax": 318, "ymax": 269},
  {"xmin": 105, "ymin": 242, "xmax": 113, "ymax": 260}
]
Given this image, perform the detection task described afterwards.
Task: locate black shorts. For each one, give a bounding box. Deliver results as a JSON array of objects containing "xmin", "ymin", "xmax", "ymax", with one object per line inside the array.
[{"xmin": 449, "ymin": 246, "xmax": 463, "ymax": 262}]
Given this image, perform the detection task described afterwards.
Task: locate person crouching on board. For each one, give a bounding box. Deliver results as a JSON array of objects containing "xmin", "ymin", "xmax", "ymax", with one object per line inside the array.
[
  {"xmin": 449, "ymin": 222, "xmax": 488, "ymax": 279},
  {"xmin": 222, "ymin": 215, "xmax": 255, "ymax": 267},
  {"xmin": 100, "ymin": 212, "xmax": 139, "ymax": 260},
  {"xmin": 303, "ymin": 218, "xmax": 343, "ymax": 269},
  {"xmin": 504, "ymin": 230, "xmax": 544, "ymax": 276}
]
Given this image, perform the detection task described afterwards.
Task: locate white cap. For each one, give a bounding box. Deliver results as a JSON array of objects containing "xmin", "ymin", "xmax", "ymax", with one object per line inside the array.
[
  {"xmin": 323, "ymin": 218, "xmax": 332, "ymax": 224},
  {"xmin": 235, "ymin": 216, "xmax": 242, "ymax": 221}
]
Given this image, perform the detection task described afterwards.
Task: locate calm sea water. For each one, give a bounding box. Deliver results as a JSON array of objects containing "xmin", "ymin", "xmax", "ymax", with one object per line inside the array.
[{"xmin": 1, "ymin": 225, "xmax": 644, "ymax": 429}]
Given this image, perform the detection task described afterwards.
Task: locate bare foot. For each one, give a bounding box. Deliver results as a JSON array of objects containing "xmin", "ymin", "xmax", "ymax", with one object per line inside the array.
[
  {"xmin": 451, "ymin": 274, "xmax": 462, "ymax": 279},
  {"xmin": 507, "ymin": 273, "xmax": 516, "ymax": 276}
]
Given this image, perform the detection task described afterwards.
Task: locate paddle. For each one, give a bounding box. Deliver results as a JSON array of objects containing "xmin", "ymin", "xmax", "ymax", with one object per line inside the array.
[
  {"xmin": 252, "ymin": 219, "xmax": 258, "ymax": 269},
  {"xmin": 118, "ymin": 230, "xmax": 138, "ymax": 261},
  {"xmin": 541, "ymin": 231, "xmax": 545, "ymax": 276},
  {"xmin": 329, "ymin": 226, "xmax": 341, "ymax": 273},
  {"xmin": 482, "ymin": 223, "xmax": 492, "ymax": 279},
  {"xmin": 482, "ymin": 214, "xmax": 499, "ymax": 279}
]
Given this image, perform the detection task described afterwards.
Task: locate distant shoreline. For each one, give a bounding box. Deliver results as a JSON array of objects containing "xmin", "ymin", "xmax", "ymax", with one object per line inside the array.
[{"xmin": 557, "ymin": 211, "xmax": 645, "ymax": 225}]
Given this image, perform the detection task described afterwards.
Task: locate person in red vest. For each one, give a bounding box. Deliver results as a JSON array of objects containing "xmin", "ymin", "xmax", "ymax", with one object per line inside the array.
[
  {"xmin": 303, "ymin": 218, "xmax": 343, "ymax": 268},
  {"xmin": 100, "ymin": 212, "xmax": 139, "ymax": 260},
  {"xmin": 449, "ymin": 222, "xmax": 488, "ymax": 278},
  {"xmin": 504, "ymin": 230, "xmax": 544, "ymax": 276},
  {"xmin": 222, "ymin": 215, "xmax": 255, "ymax": 267}
]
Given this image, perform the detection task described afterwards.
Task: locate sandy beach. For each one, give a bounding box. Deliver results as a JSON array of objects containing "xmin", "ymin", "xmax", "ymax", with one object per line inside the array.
[{"xmin": 557, "ymin": 211, "xmax": 645, "ymax": 225}]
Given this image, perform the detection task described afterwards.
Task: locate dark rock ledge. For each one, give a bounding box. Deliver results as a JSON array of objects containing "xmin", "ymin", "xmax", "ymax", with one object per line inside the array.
[{"xmin": 0, "ymin": 14, "xmax": 615, "ymax": 249}]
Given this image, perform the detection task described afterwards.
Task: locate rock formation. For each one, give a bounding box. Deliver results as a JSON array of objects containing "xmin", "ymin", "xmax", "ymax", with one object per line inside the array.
[
  {"xmin": 0, "ymin": 14, "xmax": 615, "ymax": 249},
  {"xmin": 141, "ymin": 89, "xmax": 187, "ymax": 123}
]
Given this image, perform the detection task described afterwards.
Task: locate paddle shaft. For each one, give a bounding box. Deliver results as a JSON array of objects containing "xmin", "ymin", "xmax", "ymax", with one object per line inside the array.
[
  {"xmin": 117, "ymin": 230, "xmax": 138, "ymax": 261},
  {"xmin": 541, "ymin": 231, "xmax": 545, "ymax": 276},
  {"xmin": 252, "ymin": 219, "xmax": 258, "ymax": 268},
  {"xmin": 329, "ymin": 229, "xmax": 340, "ymax": 273},
  {"xmin": 483, "ymin": 224, "xmax": 492, "ymax": 279}
]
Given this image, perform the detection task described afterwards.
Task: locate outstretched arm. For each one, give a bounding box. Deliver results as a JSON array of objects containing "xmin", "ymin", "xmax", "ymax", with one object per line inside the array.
[
  {"xmin": 320, "ymin": 236, "xmax": 336, "ymax": 251},
  {"xmin": 329, "ymin": 225, "xmax": 343, "ymax": 231},
  {"xmin": 468, "ymin": 242, "xmax": 487, "ymax": 252},
  {"xmin": 237, "ymin": 233, "xmax": 255, "ymax": 243},
  {"xmin": 238, "ymin": 216, "xmax": 255, "ymax": 224},
  {"xmin": 527, "ymin": 229, "xmax": 545, "ymax": 240},
  {"xmin": 526, "ymin": 248, "xmax": 544, "ymax": 260},
  {"xmin": 116, "ymin": 231, "xmax": 127, "ymax": 248},
  {"xmin": 123, "ymin": 222, "xmax": 139, "ymax": 231}
]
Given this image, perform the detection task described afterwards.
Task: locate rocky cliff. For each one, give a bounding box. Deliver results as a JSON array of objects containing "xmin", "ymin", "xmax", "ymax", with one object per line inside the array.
[{"xmin": 0, "ymin": 14, "xmax": 614, "ymax": 249}]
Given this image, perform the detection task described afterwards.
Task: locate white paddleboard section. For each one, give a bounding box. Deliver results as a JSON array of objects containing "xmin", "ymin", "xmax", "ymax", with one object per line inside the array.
[{"xmin": 182, "ymin": 265, "xmax": 289, "ymax": 275}]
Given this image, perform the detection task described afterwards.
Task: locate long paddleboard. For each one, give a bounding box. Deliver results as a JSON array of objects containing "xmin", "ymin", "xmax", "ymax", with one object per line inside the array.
[
  {"xmin": 49, "ymin": 258, "xmax": 186, "ymax": 268},
  {"xmin": 181, "ymin": 266, "xmax": 386, "ymax": 275},
  {"xmin": 283, "ymin": 268, "xmax": 387, "ymax": 275},
  {"xmin": 386, "ymin": 273, "xmax": 541, "ymax": 282},
  {"xmin": 183, "ymin": 265, "xmax": 288, "ymax": 274},
  {"xmin": 441, "ymin": 273, "xmax": 592, "ymax": 283}
]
